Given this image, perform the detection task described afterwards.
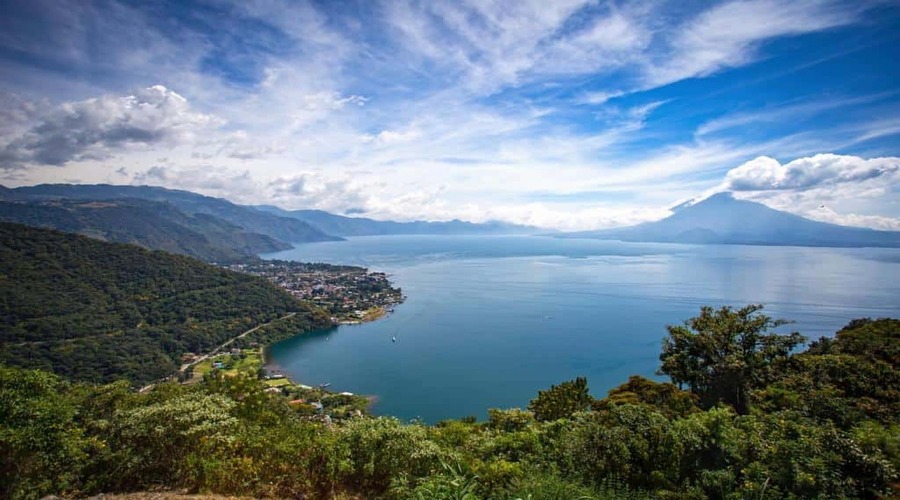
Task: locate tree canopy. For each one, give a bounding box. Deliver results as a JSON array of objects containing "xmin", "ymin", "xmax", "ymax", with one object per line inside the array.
[
  {"xmin": 659, "ymin": 304, "xmax": 805, "ymax": 413},
  {"xmin": 528, "ymin": 376, "xmax": 592, "ymax": 421}
]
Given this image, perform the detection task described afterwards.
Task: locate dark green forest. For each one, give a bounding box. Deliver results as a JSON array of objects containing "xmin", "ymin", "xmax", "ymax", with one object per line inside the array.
[
  {"xmin": 0, "ymin": 223, "xmax": 331, "ymax": 385},
  {"xmin": 2, "ymin": 306, "xmax": 897, "ymax": 499}
]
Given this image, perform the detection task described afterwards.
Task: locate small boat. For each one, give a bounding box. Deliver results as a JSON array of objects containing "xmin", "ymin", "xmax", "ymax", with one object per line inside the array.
[
  {"xmin": 391, "ymin": 336, "xmax": 397, "ymax": 342},
  {"xmin": 319, "ymin": 382, "xmax": 331, "ymax": 388}
]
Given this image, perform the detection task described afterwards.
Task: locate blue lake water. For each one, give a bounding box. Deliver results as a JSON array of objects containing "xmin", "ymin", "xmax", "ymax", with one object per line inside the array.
[{"xmin": 264, "ymin": 235, "xmax": 900, "ymax": 423}]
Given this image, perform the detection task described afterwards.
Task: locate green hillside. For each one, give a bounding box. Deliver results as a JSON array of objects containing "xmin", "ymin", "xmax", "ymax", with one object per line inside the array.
[
  {"xmin": 0, "ymin": 199, "xmax": 292, "ymax": 262},
  {"xmin": 0, "ymin": 223, "xmax": 332, "ymax": 384},
  {"xmin": 1, "ymin": 309, "xmax": 897, "ymax": 499}
]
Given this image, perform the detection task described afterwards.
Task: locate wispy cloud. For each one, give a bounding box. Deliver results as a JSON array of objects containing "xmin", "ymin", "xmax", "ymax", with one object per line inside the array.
[
  {"xmin": 643, "ymin": 0, "xmax": 864, "ymax": 87},
  {"xmin": 695, "ymin": 92, "xmax": 899, "ymax": 137}
]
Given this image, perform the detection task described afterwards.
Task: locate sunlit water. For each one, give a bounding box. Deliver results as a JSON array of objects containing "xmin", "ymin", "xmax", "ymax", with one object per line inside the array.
[{"xmin": 264, "ymin": 235, "xmax": 900, "ymax": 423}]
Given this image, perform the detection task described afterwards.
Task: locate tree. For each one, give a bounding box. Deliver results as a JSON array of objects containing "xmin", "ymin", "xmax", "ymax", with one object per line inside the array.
[
  {"xmin": 0, "ymin": 366, "xmax": 93, "ymax": 498},
  {"xmin": 659, "ymin": 304, "xmax": 805, "ymax": 414},
  {"xmin": 527, "ymin": 377, "xmax": 592, "ymax": 421},
  {"xmin": 594, "ymin": 375, "xmax": 699, "ymax": 417}
]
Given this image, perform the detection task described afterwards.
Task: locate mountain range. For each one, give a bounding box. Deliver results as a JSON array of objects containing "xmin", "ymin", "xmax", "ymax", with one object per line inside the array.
[
  {"xmin": 2, "ymin": 185, "xmax": 897, "ymax": 255},
  {"xmin": 557, "ymin": 192, "xmax": 900, "ymax": 248},
  {"xmin": 0, "ymin": 184, "xmax": 340, "ymax": 245},
  {"xmin": 0, "ymin": 198, "xmax": 291, "ymax": 262},
  {"xmin": 0, "ymin": 184, "xmax": 539, "ymax": 261},
  {"xmin": 254, "ymin": 205, "xmax": 538, "ymax": 237}
]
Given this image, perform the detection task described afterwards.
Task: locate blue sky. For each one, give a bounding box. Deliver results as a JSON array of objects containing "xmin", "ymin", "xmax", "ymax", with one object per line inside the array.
[{"xmin": 0, "ymin": 0, "xmax": 898, "ymax": 230}]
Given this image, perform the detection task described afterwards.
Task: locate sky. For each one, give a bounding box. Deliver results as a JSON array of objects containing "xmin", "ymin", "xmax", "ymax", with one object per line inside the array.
[{"xmin": 0, "ymin": 0, "xmax": 898, "ymax": 231}]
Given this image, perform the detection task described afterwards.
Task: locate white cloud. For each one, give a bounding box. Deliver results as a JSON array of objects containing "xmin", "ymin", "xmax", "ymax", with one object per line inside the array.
[
  {"xmin": 808, "ymin": 205, "xmax": 900, "ymax": 231},
  {"xmin": 695, "ymin": 92, "xmax": 898, "ymax": 137},
  {"xmin": 645, "ymin": 0, "xmax": 861, "ymax": 87},
  {"xmin": 577, "ymin": 90, "xmax": 624, "ymax": 106},
  {"xmin": 1, "ymin": 85, "xmax": 221, "ymax": 167},
  {"xmin": 384, "ymin": 0, "xmax": 650, "ymax": 94},
  {"xmin": 266, "ymin": 173, "xmax": 372, "ymax": 214},
  {"xmin": 686, "ymin": 154, "xmax": 900, "ymax": 230},
  {"xmin": 722, "ymin": 154, "xmax": 898, "ymax": 191},
  {"xmin": 133, "ymin": 165, "xmax": 254, "ymax": 198},
  {"xmin": 362, "ymin": 128, "xmax": 423, "ymax": 146}
]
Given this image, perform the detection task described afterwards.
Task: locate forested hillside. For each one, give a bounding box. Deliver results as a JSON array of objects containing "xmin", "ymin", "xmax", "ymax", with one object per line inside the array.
[
  {"xmin": 0, "ymin": 223, "xmax": 332, "ymax": 384},
  {"xmin": 1, "ymin": 306, "xmax": 897, "ymax": 499},
  {"xmin": 0, "ymin": 199, "xmax": 291, "ymax": 262}
]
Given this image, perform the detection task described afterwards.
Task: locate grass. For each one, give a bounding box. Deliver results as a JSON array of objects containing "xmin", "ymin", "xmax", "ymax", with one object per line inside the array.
[
  {"xmin": 221, "ymin": 350, "xmax": 263, "ymax": 377},
  {"xmin": 361, "ymin": 307, "xmax": 386, "ymax": 322},
  {"xmin": 188, "ymin": 349, "xmax": 264, "ymax": 383}
]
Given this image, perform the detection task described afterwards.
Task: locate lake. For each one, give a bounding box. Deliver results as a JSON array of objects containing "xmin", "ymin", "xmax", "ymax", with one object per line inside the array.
[{"xmin": 264, "ymin": 235, "xmax": 900, "ymax": 423}]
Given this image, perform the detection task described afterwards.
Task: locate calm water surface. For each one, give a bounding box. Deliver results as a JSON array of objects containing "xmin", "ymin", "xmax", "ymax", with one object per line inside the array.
[{"xmin": 264, "ymin": 235, "xmax": 900, "ymax": 423}]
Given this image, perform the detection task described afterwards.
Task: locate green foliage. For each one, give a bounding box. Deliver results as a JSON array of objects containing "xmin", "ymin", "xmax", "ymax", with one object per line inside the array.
[
  {"xmin": 595, "ymin": 375, "xmax": 699, "ymax": 417},
  {"xmin": 0, "ymin": 223, "xmax": 331, "ymax": 384},
  {"xmin": 829, "ymin": 317, "xmax": 899, "ymax": 364},
  {"xmin": 403, "ymin": 459, "xmax": 480, "ymax": 500},
  {"xmin": 528, "ymin": 376, "xmax": 592, "ymax": 421},
  {"xmin": 754, "ymin": 318, "xmax": 900, "ymax": 426},
  {"xmin": 487, "ymin": 408, "xmax": 535, "ymax": 432},
  {"xmin": 558, "ymin": 404, "xmax": 682, "ymax": 491},
  {"xmin": 504, "ymin": 471, "xmax": 631, "ymax": 500},
  {"xmin": 105, "ymin": 392, "xmax": 239, "ymax": 489},
  {"xmin": 0, "ymin": 366, "xmax": 94, "ymax": 499},
  {"xmin": 659, "ymin": 304, "xmax": 805, "ymax": 413},
  {"xmin": 339, "ymin": 417, "xmax": 445, "ymax": 493},
  {"xmin": 0, "ymin": 306, "xmax": 897, "ymax": 499},
  {"xmin": 233, "ymin": 313, "xmax": 332, "ymax": 348}
]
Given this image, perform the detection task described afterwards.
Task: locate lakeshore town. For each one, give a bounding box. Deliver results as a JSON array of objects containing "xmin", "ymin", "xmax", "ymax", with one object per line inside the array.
[
  {"xmin": 182, "ymin": 260, "xmax": 405, "ymax": 422},
  {"xmin": 224, "ymin": 260, "xmax": 405, "ymax": 324}
]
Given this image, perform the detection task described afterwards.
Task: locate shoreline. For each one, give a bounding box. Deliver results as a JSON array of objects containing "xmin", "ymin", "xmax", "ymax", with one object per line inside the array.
[
  {"xmin": 336, "ymin": 304, "xmax": 392, "ymax": 325},
  {"xmin": 259, "ymin": 302, "xmax": 401, "ymax": 409}
]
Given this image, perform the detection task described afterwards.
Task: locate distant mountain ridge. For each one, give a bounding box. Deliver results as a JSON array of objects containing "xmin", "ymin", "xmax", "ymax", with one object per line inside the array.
[
  {"xmin": 0, "ymin": 198, "xmax": 290, "ymax": 262},
  {"xmin": 558, "ymin": 192, "xmax": 900, "ymax": 248},
  {"xmin": 0, "ymin": 184, "xmax": 341, "ymax": 245},
  {"xmin": 0, "ymin": 184, "xmax": 536, "ymax": 244},
  {"xmin": 254, "ymin": 205, "xmax": 538, "ymax": 236}
]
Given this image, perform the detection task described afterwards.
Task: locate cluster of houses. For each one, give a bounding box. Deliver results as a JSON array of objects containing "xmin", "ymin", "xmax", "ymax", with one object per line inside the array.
[{"xmin": 222, "ymin": 261, "xmax": 404, "ymax": 321}]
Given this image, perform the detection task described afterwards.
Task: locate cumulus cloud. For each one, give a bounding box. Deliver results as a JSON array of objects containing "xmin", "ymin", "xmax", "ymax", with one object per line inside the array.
[
  {"xmin": 132, "ymin": 165, "xmax": 256, "ymax": 201},
  {"xmin": 267, "ymin": 173, "xmax": 372, "ymax": 214},
  {"xmin": 693, "ymin": 154, "xmax": 900, "ymax": 230},
  {"xmin": 721, "ymin": 154, "xmax": 898, "ymax": 192},
  {"xmin": 0, "ymin": 85, "xmax": 220, "ymax": 167}
]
